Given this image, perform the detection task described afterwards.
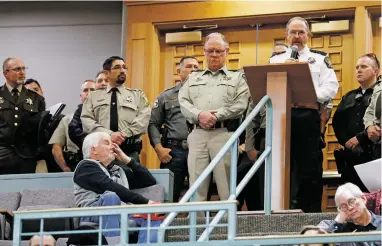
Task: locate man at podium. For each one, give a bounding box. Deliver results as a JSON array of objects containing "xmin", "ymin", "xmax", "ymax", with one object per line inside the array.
[{"xmin": 270, "ymin": 17, "xmax": 339, "ymax": 212}]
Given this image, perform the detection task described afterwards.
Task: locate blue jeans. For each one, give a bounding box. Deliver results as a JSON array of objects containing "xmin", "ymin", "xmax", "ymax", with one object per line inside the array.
[{"xmin": 80, "ymin": 192, "xmax": 162, "ymax": 243}]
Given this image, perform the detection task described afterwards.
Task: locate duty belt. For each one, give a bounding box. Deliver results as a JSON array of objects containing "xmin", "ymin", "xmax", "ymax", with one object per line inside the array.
[
  {"xmin": 166, "ymin": 139, "xmax": 188, "ymax": 149},
  {"xmin": 193, "ymin": 121, "xmax": 226, "ymax": 129}
]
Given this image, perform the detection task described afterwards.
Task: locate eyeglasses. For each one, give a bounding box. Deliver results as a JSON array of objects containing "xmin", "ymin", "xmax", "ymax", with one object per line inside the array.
[
  {"xmin": 338, "ymin": 197, "xmax": 357, "ymax": 212},
  {"xmin": 364, "ymin": 53, "xmax": 380, "ymax": 69},
  {"xmin": 204, "ymin": 49, "xmax": 226, "ymax": 56},
  {"xmin": 110, "ymin": 65, "xmax": 127, "ymax": 71},
  {"xmin": 6, "ymin": 66, "xmax": 28, "ymax": 73},
  {"xmin": 288, "ymin": 30, "xmax": 307, "ymax": 37}
]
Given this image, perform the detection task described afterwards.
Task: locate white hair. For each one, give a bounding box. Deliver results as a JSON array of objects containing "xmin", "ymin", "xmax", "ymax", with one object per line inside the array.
[
  {"xmin": 334, "ymin": 183, "xmax": 363, "ymax": 206},
  {"xmin": 204, "ymin": 32, "xmax": 229, "ymax": 48},
  {"xmin": 82, "ymin": 132, "xmax": 109, "ymax": 159}
]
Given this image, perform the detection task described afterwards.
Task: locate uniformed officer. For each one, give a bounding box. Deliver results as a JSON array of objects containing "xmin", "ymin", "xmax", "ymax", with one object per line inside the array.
[
  {"xmin": 50, "ymin": 80, "xmax": 96, "ymax": 172},
  {"xmin": 242, "ymin": 101, "xmax": 266, "ymax": 211},
  {"xmin": 270, "ymin": 17, "xmax": 339, "ymax": 212},
  {"xmin": 333, "ymin": 54, "xmax": 380, "ymax": 191},
  {"xmin": 179, "ymin": 33, "xmax": 249, "ymax": 202},
  {"xmin": 95, "ymin": 71, "xmax": 108, "ymax": 89},
  {"xmin": 363, "ymin": 55, "xmax": 381, "ymax": 160},
  {"xmin": 69, "ymin": 79, "xmax": 102, "ymax": 150},
  {"xmin": 81, "ymin": 56, "xmax": 150, "ymax": 162},
  {"xmin": 272, "ymin": 43, "xmax": 288, "ymax": 57},
  {"xmin": 0, "ymin": 57, "xmax": 45, "ymax": 174},
  {"xmin": 148, "ymin": 56, "xmax": 199, "ymax": 202}
]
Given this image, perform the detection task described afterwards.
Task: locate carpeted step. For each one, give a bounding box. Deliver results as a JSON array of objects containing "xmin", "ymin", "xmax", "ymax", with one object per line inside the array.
[{"xmin": 165, "ymin": 212, "xmax": 337, "ymax": 242}]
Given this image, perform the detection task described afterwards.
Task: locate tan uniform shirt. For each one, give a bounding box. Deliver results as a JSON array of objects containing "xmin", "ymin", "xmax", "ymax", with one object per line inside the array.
[
  {"xmin": 179, "ymin": 66, "xmax": 249, "ymax": 123},
  {"xmin": 81, "ymin": 84, "xmax": 151, "ymax": 138},
  {"xmin": 49, "ymin": 114, "xmax": 79, "ymax": 153},
  {"xmin": 364, "ymin": 82, "xmax": 381, "ymax": 129}
]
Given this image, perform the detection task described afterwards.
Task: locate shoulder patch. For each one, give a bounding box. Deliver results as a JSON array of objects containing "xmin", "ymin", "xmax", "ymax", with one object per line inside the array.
[
  {"xmin": 141, "ymin": 93, "xmax": 149, "ymax": 106},
  {"xmin": 324, "ymin": 56, "xmax": 333, "ymax": 69},
  {"xmin": 270, "ymin": 51, "xmax": 286, "ymax": 58},
  {"xmin": 152, "ymin": 99, "xmax": 159, "ymax": 109},
  {"xmin": 310, "ymin": 49, "xmax": 327, "ymax": 56}
]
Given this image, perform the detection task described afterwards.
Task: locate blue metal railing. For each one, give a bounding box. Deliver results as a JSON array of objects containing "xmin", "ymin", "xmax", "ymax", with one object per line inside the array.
[
  {"xmin": 159, "ymin": 95, "xmax": 273, "ymax": 242},
  {"xmin": 12, "ymin": 201, "xmax": 237, "ymax": 246},
  {"xmin": 11, "ymin": 203, "xmax": 381, "ymax": 245}
]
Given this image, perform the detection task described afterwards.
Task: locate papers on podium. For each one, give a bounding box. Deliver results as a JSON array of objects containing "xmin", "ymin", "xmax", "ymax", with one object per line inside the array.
[
  {"xmin": 47, "ymin": 103, "xmax": 65, "ymax": 118},
  {"xmin": 354, "ymin": 158, "xmax": 382, "ymax": 192}
]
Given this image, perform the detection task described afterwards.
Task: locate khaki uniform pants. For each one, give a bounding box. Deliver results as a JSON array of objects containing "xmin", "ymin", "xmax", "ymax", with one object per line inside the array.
[{"xmin": 187, "ymin": 128, "xmax": 232, "ymax": 201}]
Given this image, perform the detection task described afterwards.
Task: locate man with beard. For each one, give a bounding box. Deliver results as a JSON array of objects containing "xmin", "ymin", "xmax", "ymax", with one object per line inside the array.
[
  {"xmin": 148, "ymin": 56, "xmax": 199, "ymax": 202},
  {"xmin": 179, "ymin": 33, "xmax": 249, "ymax": 202},
  {"xmin": 81, "ymin": 56, "xmax": 150, "ymax": 162},
  {"xmin": 332, "ymin": 54, "xmax": 380, "ymax": 191},
  {"xmin": 270, "ymin": 17, "xmax": 339, "ymax": 212},
  {"xmin": 0, "ymin": 57, "xmax": 45, "ymax": 174}
]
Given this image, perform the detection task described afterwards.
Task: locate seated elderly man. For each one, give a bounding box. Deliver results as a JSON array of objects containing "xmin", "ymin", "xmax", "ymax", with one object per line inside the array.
[
  {"xmin": 73, "ymin": 132, "xmax": 157, "ymax": 237},
  {"xmin": 327, "ymin": 183, "xmax": 381, "ymax": 234}
]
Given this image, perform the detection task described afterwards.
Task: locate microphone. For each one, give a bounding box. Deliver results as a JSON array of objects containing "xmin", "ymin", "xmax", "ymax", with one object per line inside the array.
[{"xmin": 290, "ymin": 45, "xmax": 299, "ymax": 60}]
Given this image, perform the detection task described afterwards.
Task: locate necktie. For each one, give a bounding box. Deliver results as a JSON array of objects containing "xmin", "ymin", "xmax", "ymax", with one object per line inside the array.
[
  {"xmin": 12, "ymin": 88, "xmax": 19, "ymax": 102},
  {"xmin": 110, "ymin": 88, "xmax": 119, "ymax": 132}
]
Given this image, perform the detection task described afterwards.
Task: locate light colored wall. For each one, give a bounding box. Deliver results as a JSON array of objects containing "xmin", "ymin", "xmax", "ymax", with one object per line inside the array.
[{"xmin": 0, "ymin": 2, "xmax": 122, "ymax": 113}]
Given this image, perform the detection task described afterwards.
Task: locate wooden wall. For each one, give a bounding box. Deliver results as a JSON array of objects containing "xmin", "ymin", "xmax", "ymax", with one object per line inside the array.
[{"xmin": 124, "ymin": 1, "xmax": 381, "ymax": 169}]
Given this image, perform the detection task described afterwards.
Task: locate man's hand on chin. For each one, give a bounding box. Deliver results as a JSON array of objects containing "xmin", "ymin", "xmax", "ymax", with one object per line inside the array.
[{"xmin": 112, "ymin": 143, "xmax": 131, "ymax": 164}]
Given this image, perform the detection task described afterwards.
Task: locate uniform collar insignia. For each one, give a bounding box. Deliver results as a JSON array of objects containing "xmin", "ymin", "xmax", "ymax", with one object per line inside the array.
[{"xmin": 26, "ymin": 98, "xmax": 33, "ymax": 105}]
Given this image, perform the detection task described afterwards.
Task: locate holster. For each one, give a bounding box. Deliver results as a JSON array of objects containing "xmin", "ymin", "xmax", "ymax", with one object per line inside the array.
[
  {"xmin": 63, "ymin": 151, "xmax": 83, "ymax": 170},
  {"xmin": 333, "ymin": 148, "xmax": 346, "ymax": 174}
]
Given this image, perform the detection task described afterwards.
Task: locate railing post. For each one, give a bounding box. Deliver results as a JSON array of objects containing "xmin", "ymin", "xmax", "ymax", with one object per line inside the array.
[
  {"xmin": 189, "ymin": 193, "xmax": 197, "ymax": 241},
  {"xmin": 230, "ymin": 139, "xmax": 238, "ymax": 198},
  {"xmin": 264, "ymin": 100, "xmax": 273, "ymax": 215},
  {"xmin": 12, "ymin": 215, "xmax": 22, "ymax": 246}
]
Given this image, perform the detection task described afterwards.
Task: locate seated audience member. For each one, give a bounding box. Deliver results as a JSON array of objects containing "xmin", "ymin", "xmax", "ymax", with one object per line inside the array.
[
  {"xmin": 73, "ymin": 132, "xmax": 157, "ymax": 237},
  {"xmin": 332, "ymin": 54, "xmax": 380, "ymax": 191},
  {"xmin": 326, "ymin": 183, "xmax": 381, "ymax": 234},
  {"xmin": 95, "ymin": 70, "xmax": 108, "ymax": 89},
  {"xmin": 300, "ymin": 226, "xmax": 334, "ymax": 246},
  {"xmin": 68, "ymin": 79, "xmax": 104, "ymax": 150},
  {"xmin": 29, "ymin": 235, "xmax": 56, "ymax": 246},
  {"xmin": 49, "ymin": 80, "xmax": 95, "ymax": 171},
  {"xmin": 24, "ymin": 78, "xmax": 43, "ymax": 97}
]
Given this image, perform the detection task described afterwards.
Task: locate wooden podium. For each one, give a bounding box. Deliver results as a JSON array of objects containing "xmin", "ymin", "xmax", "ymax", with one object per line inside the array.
[{"xmin": 243, "ymin": 63, "xmax": 317, "ymax": 210}]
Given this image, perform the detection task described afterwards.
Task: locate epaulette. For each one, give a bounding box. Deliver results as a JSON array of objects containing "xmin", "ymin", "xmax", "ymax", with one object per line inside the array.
[
  {"xmin": 310, "ymin": 49, "xmax": 327, "ymax": 56},
  {"xmin": 270, "ymin": 51, "xmax": 286, "ymax": 58},
  {"xmin": 163, "ymin": 85, "xmax": 177, "ymax": 92},
  {"xmin": 227, "ymin": 69, "xmax": 239, "ymax": 72}
]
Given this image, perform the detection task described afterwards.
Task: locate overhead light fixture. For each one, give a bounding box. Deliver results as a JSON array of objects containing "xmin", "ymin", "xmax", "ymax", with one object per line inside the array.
[{"xmin": 183, "ymin": 24, "xmax": 218, "ymax": 31}]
